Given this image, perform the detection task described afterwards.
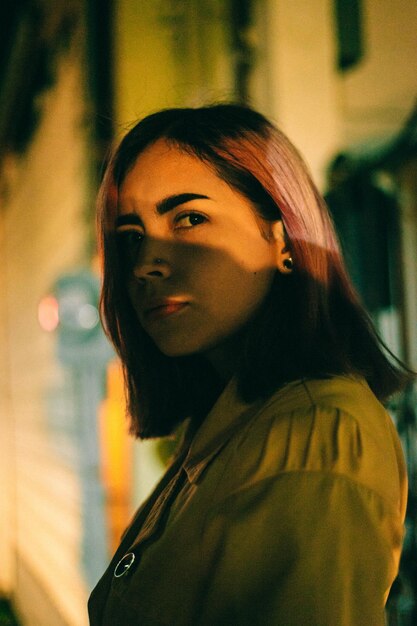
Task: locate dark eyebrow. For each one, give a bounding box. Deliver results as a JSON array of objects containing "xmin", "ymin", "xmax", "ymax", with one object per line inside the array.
[
  {"xmin": 115, "ymin": 213, "xmax": 143, "ymax": 228},
  {"xmin": 115, "ymin": 193, "xmax": 210, "ymax": 228},
  {"xmin": 156, "ymin": 193, "xmax": 210, "ymax": 215}
]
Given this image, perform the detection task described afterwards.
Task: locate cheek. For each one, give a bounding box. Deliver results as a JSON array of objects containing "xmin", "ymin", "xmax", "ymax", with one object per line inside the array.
[
  {"xmin": 202, "ymin": 262, "xmax": 276, "ymax": 323},
  {"xmin": 126, "ymin": 280, "xmax": 141, "ymax": 311},
  {"xmin": 186, "ymin": 242, "xmax": 276, "ymax": 311}
]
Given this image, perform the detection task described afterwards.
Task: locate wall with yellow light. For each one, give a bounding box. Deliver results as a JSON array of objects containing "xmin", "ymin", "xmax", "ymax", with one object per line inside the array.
[
  {"xmin": 113, "ymin": 0, "xmax": 235, "ymax": 127},
  {"xmin": 0, "ymin": 35, "xmax": 92, "ymax": 626}
]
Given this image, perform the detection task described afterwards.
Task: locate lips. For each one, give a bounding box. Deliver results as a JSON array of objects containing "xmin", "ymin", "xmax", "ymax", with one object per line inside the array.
[{"xmin": 144, "ymin": 299, "xmax": 189, "ymax": 322}]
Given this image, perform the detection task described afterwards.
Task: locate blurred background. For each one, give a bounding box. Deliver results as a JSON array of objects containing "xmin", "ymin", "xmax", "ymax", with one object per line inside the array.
[{"xmin": 0, "ymin": 0, "xmax": 416, "ymax": 624}]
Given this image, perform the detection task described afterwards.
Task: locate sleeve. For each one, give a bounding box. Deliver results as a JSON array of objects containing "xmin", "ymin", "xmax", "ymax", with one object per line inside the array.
[{"xmin": 199, "ymin": 408, "xmax": 405, "ymax": 626}]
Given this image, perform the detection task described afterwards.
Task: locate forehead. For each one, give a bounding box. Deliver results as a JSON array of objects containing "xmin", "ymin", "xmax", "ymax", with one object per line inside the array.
[{"xmin": 118, "ymin": 139, "xmax": 233, "ymax": 207}]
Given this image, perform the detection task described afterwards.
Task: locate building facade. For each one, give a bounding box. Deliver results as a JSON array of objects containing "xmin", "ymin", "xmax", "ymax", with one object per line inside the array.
[{"xmin": 0, "ymin": 1, "xmax": 416, "ymax": 624}]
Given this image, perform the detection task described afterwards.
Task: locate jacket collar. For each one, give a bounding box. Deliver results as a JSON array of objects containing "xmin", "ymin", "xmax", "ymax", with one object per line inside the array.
[
  {"xmin": 181, "ymin": 375, "xmax": 343, "ymax": 483},
  {"xmin": 182, "ymin": 376, "xmax": 308, "ymax": 483},
  {"xmin": 182, "ymin": 376, "xmax": 258, "ymax": 483}
]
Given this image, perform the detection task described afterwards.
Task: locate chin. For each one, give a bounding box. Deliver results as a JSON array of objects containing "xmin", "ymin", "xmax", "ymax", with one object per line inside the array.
[
  {"xmin": 154, "ymin": 340, "xmax": 203, "ymax": 358},
  {"xmin": 153, "ymin": 334, "xmax": 218, "ymax": 359}
]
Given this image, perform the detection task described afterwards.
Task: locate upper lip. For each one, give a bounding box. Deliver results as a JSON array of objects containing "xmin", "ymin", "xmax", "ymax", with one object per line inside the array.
[{"xmin": 143, "ymin": 297, "xmax": 189, "ymax": 315}]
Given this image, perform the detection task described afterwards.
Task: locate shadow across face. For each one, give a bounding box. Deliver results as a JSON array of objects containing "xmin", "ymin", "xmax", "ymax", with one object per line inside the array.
[
  {"xmin": 116, "ymin": 232, "xmax": 280, "ymax": 375},
  {"xmin": 113, "ymin": 139, "xmax": 288, "ymax": 372}
]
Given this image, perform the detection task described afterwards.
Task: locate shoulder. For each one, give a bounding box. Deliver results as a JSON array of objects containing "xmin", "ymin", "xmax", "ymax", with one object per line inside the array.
[
  {"xmin": 198, "ymin": 377, "xmax": 405, "ymax": 624},
  {"xmin": 261, "ymin": 375, "xmax": 385, "ymax": 424},
  {"xmin": 257, "ymin": 375, "xmax": 394, "ymax": 453},
  {"xmin": 231, "ymin": 376, "xmax": 406, "ymax": 513}
]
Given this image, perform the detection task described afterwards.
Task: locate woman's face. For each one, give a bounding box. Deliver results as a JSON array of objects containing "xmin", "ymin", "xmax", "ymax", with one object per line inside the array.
[{"xmin": 116, "ymin": 139, "xmax": 280, "ymax": 366}]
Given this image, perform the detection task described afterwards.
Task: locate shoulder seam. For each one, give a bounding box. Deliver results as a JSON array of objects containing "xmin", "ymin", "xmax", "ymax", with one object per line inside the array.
[
  {"xmin": 301, "ymin": 378, "xmax": 315, "ymax": 405},
  {"xmin": 234, "ymin": 469, "xmax": 401, "ymax": 516}
]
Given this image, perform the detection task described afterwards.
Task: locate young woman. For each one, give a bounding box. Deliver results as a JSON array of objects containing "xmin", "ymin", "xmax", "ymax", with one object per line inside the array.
[{"xmin": 88, "ymin": 104, "xmax": 409, "ymax": 625}]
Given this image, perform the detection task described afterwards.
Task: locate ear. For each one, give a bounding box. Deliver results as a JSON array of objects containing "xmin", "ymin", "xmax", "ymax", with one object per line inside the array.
[{"xmin": 271, "ymin": 220, "xmax": 293, "ymax": 274}]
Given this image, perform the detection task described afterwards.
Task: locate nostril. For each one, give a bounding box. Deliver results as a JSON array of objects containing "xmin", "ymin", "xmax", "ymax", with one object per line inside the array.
[
  {"xmin": 133, "ymin": 267, "xmax": 167, "ymax": 282},
  {"xmin": 132, "ymin": 256, "xmax": 170, "ymax": 282}
]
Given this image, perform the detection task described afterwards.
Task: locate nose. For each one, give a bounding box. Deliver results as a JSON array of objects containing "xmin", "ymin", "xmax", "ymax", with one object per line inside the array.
[{"xmin": 133, "ymin": 256, "xmax": 171, "ymax": 283}]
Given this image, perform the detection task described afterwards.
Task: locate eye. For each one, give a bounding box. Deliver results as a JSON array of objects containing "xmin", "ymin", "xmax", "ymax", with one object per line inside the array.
[
  {"xmin": 174, "ymin": 212, "xmax": 208, "ymax": 229},
  {"xmin": 116, "ymin": 229, "xmax": 144, "ymax": 270}
]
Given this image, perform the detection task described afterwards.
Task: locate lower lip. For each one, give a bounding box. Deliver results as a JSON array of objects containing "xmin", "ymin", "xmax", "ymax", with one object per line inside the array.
[{"xmin": 145, "ymin": 303, "xmax": 189, "ymax": 322}]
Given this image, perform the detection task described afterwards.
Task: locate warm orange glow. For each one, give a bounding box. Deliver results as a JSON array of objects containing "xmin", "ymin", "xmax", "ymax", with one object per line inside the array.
[
  {"xmin": 99, "ymin": 359, "xmax": 132, "ymax": 552},
  {"xmin": 38, "ymin": 295, "xmax": 59, "ymax": 332}
]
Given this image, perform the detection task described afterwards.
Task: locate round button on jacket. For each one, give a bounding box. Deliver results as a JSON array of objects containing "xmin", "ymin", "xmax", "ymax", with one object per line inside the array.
[{"xmin": 114, "ymin": 552, "xmax": 135, "ymax": 578}]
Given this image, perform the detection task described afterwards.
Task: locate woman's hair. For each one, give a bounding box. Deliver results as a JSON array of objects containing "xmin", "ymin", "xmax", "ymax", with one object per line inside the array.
[{"xmin": 98, "ymin": 103, "xmax": 412, "ymax": 438}]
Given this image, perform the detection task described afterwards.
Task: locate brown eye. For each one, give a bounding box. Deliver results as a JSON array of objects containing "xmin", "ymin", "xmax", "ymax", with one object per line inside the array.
[
  {"xmin": 174, "ymin": 212, "xmax": 208, "ymax": 228},
  {"xmin": 117, "ymin": 230, "xmax": 144, "ymax": 270}
]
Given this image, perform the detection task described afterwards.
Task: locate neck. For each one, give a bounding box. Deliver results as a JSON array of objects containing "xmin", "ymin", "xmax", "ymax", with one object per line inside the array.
[{"xmin": 203, "ymin": 335, "xmax": 243, "ymax": 382}]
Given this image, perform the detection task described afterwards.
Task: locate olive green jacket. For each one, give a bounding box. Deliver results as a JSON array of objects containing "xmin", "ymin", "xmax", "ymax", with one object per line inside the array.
[{"xmin": 89, "ymin": 376, "xmax": 407, "ymax": 625}]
